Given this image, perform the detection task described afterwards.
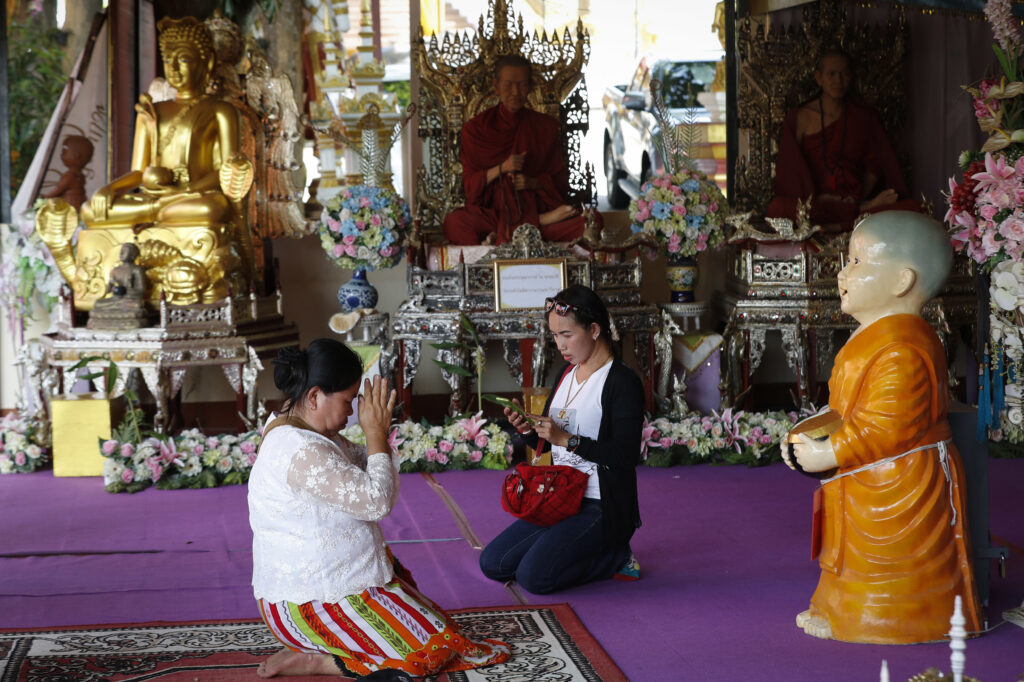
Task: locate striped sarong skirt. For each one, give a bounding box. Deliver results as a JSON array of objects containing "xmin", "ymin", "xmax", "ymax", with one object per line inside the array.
[{"xmin": 257, "ymin": 570, "xmax": 510, "ymax": 677}]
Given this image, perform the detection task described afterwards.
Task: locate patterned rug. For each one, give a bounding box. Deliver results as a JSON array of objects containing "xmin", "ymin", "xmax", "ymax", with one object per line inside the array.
[{"xmin": 0, "ymin": 604, "xmax": 626, "ymax": 681}]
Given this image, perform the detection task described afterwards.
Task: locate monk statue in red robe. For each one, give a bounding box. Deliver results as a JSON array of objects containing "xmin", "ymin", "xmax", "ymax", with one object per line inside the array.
[
  {"xmin": 765, "ymin": 50, "xmax": 921, "ymax": 229},
  {"xmin": 783, "ymin": 211, "xmax": 982, "ymax": 644},
  {"xmin": 442, "ymin": 55, "xmax": 594, "ymax": 245}
]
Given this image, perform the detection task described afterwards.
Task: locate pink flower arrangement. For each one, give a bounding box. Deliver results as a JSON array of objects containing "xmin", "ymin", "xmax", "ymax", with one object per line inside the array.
[
  {"xmin": 0, "ymin": 410, "xmax": 50, "ymax": 474},
  {"xmin": 629, "ymin": 169, "xmax": 728, "ymax": 258}
]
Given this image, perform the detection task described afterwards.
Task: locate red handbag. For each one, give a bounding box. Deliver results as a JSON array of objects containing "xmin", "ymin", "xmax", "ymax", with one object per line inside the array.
[{"xmin": 500, "ymin": 462, "xmax": 588, "ymax": 526}]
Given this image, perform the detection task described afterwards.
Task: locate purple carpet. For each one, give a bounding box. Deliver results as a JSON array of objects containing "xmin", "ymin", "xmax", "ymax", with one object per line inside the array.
[{"xmin": 1, "ymin": 461, "xmax": 1022, "ymax": 681}]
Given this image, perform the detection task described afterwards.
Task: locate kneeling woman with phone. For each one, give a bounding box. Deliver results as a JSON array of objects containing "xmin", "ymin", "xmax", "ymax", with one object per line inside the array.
[{"xmin": 479, "ymin": 284, "xmax": 645, "ymax": 594}]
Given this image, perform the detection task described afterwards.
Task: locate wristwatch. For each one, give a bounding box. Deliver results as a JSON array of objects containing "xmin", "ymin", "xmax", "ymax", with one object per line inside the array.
[{"xmin": 566, "ymin": 434, "xmax": 581, "ymax": 453}]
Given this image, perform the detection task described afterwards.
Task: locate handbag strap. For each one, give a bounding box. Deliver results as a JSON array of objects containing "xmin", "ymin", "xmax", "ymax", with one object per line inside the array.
[{"xmin": 535, "ymin": 364, "xmax": 575, "ymax": 459}]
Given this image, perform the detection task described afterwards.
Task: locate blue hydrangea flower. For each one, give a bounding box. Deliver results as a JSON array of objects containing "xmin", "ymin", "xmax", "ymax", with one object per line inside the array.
[
  {"xmin": 651, "ymin": 202, "xmax": 671, "ymax": 220},
  {"xmin": 682, "ymin": 178, "xmax": 700, "ymax": 192},
  {"xmin": 685, "ymin": 214, "xmax": 705, "ymax": 228}
]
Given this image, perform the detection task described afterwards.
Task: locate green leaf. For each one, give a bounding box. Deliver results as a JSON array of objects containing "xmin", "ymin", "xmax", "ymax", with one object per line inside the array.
[
  {"xmin": 994, "ymin": 44, "xmax": 1013, "ymax": 81},
  {"xmin": 482, "ymin": 394, "xmax": 533, "ymax": 422},
  {"xmin": 432, "ymin": 361, "xmax": 475, "ymax": 377},
  {"xmin": 459, "ymin": 313, "xmax": 482, "ymax": 347}
]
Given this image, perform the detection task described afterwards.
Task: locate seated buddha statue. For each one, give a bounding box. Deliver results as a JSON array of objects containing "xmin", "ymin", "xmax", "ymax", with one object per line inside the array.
[
  {"xmin": 37, "ymin": 16, "xmax": 254, "ymax": 309},
  {"xmin": 87, "ymin": 243, "xmax": 150, "ymax": 330},
  {"xmin": 765, "ymin": 49, "xmax": 921, "ymax": 230}
]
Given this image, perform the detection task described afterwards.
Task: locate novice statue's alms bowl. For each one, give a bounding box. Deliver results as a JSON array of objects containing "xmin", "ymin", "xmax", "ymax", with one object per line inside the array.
[{"xmin": 787, "ymin": 410, "xmax": 843, "ymax": 443}]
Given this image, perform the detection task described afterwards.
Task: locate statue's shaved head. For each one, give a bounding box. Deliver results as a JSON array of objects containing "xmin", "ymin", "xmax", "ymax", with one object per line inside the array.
[{"xmin": 852, "ymin": 211, "xmax": 952, "ymax": 301}]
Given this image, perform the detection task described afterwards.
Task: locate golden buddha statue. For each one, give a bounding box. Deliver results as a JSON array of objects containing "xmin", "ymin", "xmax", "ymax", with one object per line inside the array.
[{"xmin": 36, "ymin": 16, "xmax": 254, "ymax": 310}]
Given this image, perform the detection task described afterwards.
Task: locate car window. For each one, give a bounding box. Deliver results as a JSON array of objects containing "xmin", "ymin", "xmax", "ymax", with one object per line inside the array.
[{"xmin": 655, "ymin": 61, "xmax": 718, "ymax": 108}]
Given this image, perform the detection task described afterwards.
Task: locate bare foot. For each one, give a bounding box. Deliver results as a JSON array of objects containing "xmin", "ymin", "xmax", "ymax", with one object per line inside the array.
[
  {"xmin": 257, "ymin": 649, "xmax": 343, "ymax": 677},
  {"xmin": 539, "ymin": 204, "xmax": 579, "ymax": 226},
  {"xmin": 795, "ymin": 609, "xmax": 834, "ymax": 639}
]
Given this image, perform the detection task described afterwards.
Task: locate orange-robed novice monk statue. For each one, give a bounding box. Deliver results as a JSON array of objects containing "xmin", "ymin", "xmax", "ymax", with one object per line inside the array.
[
  {"xmin": 442, "ymin": 55, "xmax": 599, "ymax": 245},
  {"xmin": 765, "ymin": 50, "xmax": 921, "ymax": 229},
  {"xmin": 783, "ymin": 211, "xmax": 982, "ymax": 644}
]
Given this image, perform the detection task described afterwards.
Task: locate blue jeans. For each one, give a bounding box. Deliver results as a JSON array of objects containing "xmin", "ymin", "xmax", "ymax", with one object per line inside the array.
[{"xmin": 479, "ymin": 499, "xmax": 630, "ymax": 594}]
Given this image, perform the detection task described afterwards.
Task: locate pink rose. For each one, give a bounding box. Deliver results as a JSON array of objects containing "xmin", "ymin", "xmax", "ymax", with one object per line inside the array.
[
  {"xmin": 474, "ymin": 433, "xmax": 489, "ymax": 448},
  {"xmin": 759, "ymin": 434, "xmax": 772, "ymax": 445},
  {"xmin": 438, "ymin": 440, "xmax": 454, "ymax": 453},
  {"xmin": 635, "ymin": 207, "xmax": 651, "ymax": 221},
  {"xmin": 247, "ymin": 453, "xmax": 258, "ymax": 466},
  {"xmin": 241, "ymin": 441, "xmax": 256, "ymax": 455},
  {"xmin": 343, "ymin": 235, "xmax": 356, "ymax": 245},
  {"xmin": 342, "ymin": 190, "xmax": 353, "ymax": 199},
  {"xmin": 346, "ymin": 244, "xmax": 358, "ymax": 256},
  {"xmin": 370, "ymin": 214, "xmax": 382, "ymax": 226},
  {"xmin": 121, "ymin": 468, "xmax": 134, "ymax": 483},
  {"xmin": 470, "ymin": 451, "xmax": 483, "ymax": 463},
  {"xmin": 327, "ymin": 217, "xmax": 342, "ymax": 233},
  {"xmin": 999, "ymin": 215, "xmax": 1024, "ymax": 243},
  {"xmin": 194, "ymin": 444, "xmax": 204, "ymax": 455},
  {"xmin": 101, "ymin": 440, "xmax": 119, "ymax": 455},
  {"xmin": 436, "ymin": 452, "xmax": 449, "ymax": 465},
  {"xmin": 709, "ymin": 201, "xmax": 718, "ymax": 213},
  {"xmin": 425, "ymin": 447, "xmax": 438, "ymax": 462},
  {"xmin": 120, "ymin": 443, "xmax": 134, "ymax": 458},
  {"xmin": 333, "ymin": 244, "xmax": 345, "ymax": 257},
  {"xmin": 979, "ymin": 203, "xmax": 999, "ymax": 221},
  {"xmin": 658, "ymin": 437, "xmax": 673, "ymax": 448},
  {"xmin": 359, "ymin": 196, "xmax": 372, "ymax": 207},
  {"xmin": 15, "ymin": 452, "xmax": 26, "ymax": 466},
  {"xmin": 982, "ymin": 230, "xmax": 1004, "ymax": 257},
  {"xmin": 672, "ymin": 204, "xmax": 687, "ymax": 216},
  {"xmin": 671, "ymin": 185, "xmax": 682, "ymax": 196}
]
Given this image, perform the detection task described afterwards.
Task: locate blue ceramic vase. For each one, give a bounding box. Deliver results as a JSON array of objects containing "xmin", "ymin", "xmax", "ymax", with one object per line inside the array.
[
  {"xmin": 665, "ymin": 255, "xmax": 698, "ymax": 303},
  {"xmin": 337, "ymin": 268, "xmax": 378, "ymax": 313}
]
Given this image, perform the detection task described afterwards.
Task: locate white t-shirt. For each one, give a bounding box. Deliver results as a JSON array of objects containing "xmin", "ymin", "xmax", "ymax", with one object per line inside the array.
[{"xmin": 549, "ymin": 360, "xmax": 612, "ymax": 499}]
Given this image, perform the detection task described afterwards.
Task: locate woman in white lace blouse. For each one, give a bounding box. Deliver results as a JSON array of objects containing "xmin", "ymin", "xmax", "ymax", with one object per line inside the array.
[{"xmin": 249, "ymin": 339, "xmax": 510, "ymax": 680}]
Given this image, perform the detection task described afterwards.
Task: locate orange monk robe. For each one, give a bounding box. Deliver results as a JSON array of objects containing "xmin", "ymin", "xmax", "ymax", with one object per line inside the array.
[
  {"xmin": 442, "ymin": 104, "xmax": 598, "ymax": 245},
  {"xmin": 810, "ymin": 314, "xmax": 981, "ymax": 644},
  {"xmin": 766, "ymin": 101, "xmax": 921, "ymax": 228}
]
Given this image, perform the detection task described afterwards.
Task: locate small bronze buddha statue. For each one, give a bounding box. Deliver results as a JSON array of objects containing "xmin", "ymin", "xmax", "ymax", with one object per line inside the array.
[{"xmin": 87, "ymin": 243, "xmax": 151, "ymax": 330}]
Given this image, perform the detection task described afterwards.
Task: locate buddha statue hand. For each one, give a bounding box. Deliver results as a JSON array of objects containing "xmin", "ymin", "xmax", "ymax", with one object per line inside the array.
[
  {"xmin": 141, "ymin": 166, "xmax": 176, "ymax": 193},
  {"xmin": 34, "ymin": 198, "xmax": 79, "ymax": 282}
]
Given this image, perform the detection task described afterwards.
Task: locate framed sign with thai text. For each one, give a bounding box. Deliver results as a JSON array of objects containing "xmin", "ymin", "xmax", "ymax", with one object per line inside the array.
[{"xmin": 492, "ymin": 259, "xmax": 567, "ymax": 312}]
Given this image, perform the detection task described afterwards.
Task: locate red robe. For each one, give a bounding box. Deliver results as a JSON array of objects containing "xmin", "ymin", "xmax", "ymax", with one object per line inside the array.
[
  {"xmin": 442, "ymin": 104, "xmax": 593, "ymax": 244},
  {"xmin": 811, "ymin": 314, "xmax": 982, "ymax": 643},
  {"xmin": 766, "ymin": 101, "xmax": 920, "ymax": 227}
]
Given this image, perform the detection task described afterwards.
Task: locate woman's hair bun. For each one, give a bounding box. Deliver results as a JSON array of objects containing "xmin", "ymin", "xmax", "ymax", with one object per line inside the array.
[{"xmin": 273, "ymin": 347, "xmax": 306, "ymax": 371}]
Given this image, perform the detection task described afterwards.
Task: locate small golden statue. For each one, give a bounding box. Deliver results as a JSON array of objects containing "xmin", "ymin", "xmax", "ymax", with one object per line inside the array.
[{"xmin": 37, "ymin": 16, "xmax": 254, "ymax": 310}]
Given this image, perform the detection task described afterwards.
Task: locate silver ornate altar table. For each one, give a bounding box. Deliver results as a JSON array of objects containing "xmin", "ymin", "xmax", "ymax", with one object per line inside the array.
[
  {"xmin": 38, "ymin": 288, "xmax": 300, "ymax": 432},
  {"xmin": 714, "ymin": 236, "xmax": 977, "ymax": 409},
  {"xmin": 390, "ymin": 227, "xmax": 661, "ymax": 417}
]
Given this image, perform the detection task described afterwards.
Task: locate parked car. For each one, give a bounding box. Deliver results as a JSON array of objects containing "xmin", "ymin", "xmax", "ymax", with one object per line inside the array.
[{"xmin": 602, "ymin": 56, "xmax": 726, "ymax": 209}]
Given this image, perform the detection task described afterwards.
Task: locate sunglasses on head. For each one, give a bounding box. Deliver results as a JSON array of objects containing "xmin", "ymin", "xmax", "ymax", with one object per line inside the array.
[{"xmin": 545, "ymin": 297, "xmax": 583, "ymax": 316}]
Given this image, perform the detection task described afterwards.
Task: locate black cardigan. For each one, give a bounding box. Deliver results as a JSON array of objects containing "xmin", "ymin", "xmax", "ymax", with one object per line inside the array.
[{"xmin": 527, "ymin": 359, "xmax": 644, "ymax": 547}]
